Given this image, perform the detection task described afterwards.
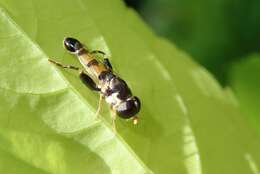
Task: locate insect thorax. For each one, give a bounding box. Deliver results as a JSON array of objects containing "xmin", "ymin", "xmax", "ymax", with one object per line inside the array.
[{"xmin": 99, "ymin": 71, "xmax": 132, "ymax": 107}]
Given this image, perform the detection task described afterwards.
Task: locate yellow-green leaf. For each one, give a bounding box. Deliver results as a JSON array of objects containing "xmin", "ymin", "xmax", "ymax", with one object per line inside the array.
[{"xmin": 0, "ymin": 0, "xmax": 259, "ymax": 174}]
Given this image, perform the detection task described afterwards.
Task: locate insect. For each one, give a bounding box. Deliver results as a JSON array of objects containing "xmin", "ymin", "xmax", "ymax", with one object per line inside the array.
[{"xmin": 48, "ymin": 37, "xmax": 141, "ymax": 130}]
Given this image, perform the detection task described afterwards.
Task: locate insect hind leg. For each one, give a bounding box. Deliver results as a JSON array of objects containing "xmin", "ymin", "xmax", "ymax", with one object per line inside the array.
[
  {"xmin": 48, "ymin": 58, "xmax": 80, "ymax": 71},
  {"xmin": 79, "ymin": 73, "xmax": 104, "ymax": 120},
  {"xmin": 48, "ymin": 59, "xmax": 100, "ymax": 92},
  {"xmin": 103, "ymin": 58, "xmax": 113, "ymax": 70},
  {"xmin": 89, "ymin": 50, "xmax": 113, "ymax": 70},
  {"xmin": 79, "ymin": 71, "xmax": 100, "ymax": 91},
  {"xmin": 49, "ymin": 58, "xmax": 105, "ymax": 120},
  {"xmin": 90, "ymin": 50, "xmax": 106, "ymax": 56}
]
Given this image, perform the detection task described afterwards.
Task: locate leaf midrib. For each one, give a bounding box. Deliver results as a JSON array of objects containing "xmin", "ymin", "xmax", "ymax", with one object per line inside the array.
[{"xmin": 0, "ymin": 6, "xmax": 153, "ymax": 173}]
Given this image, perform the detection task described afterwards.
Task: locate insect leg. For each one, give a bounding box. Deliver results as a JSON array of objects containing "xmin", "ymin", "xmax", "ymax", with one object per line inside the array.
[
  {"xmin": 79, "ymin": 71, "xmax": 100, "ymax": 91},
  {"xmin": 90, "ymin": 50, "xmax": 106, "ymax": 56},
  {"xmin": 103, "ymin": 58, "xmax": 113, "ymax": 70},
  {"xmin": 48, "ymin": 58, "xmax": 80, "ymax": 71},
  {"xmin": 110, "ymin": 107, "xmax": 117, "ymax": 132},
  {"xmin": 89, "ymin": 50, "xmax": 113, "ymax": 70},
  {"xmin": 49, "ymin": 59, "xmax": 104, "ymax": 118},
  {"xmin": 94, "ymin": 94, "xmax": 104, "ymax": 118},
  {"xmin": 49, "ymin": 59, "xmax": 99, "ymax": 91}
]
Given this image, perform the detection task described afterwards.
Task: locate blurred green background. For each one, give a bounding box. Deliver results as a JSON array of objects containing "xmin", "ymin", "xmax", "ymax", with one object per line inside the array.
[{"xmin": 124, "ymin": 0, "xmax": 260, "ymax": 134}]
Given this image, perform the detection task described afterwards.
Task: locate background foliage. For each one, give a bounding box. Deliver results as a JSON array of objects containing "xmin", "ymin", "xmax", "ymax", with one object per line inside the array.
[
  {"xmin": 126, "ymin": 0, "xmax": 260, "ymax": 136},
  {"xmin": 0, "ymin": 0, "xmax": 259, "ymax": 174}
]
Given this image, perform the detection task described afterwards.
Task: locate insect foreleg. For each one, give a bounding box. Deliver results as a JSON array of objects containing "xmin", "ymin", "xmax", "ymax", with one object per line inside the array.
[
  {"xmin": 94, "ymin": 94, "xmax": 104, "ymax": 118},
  {"xmin": 109, "ymin": 107, "xmax": 117, "ymax": 132}
]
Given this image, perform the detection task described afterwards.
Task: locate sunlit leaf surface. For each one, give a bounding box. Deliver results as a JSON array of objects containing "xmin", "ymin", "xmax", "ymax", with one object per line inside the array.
[{"xmin": 0, "ymin": 0, "xmax": 259, "ymax": 174}]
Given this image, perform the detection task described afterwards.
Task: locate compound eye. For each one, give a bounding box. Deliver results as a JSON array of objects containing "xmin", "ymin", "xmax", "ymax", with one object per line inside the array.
[
  {"xmin": 116, "ymin": 96, "xmax": 141, "ymax": 119},
  {"xmin": 63, "ymin": 37, "xmax": 82, "ymax": 53}
]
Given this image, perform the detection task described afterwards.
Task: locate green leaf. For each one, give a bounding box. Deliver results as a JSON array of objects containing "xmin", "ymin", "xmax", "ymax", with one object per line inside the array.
[
  {"xmin": 0, "ymin": 0, "xmax": 259, "ymax": 174},
  {"xmin": 229, "ymin": 54, "xmax": 260, "ymax": 135},
  {"xmin": 140, "ymin": 0, "xmax": 260, "ymax": 84}
]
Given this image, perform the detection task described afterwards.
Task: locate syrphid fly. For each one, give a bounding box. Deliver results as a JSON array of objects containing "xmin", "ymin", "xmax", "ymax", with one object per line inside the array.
[{"xmin": 49, "ymin": 37, "xmax": 141, "ymax": 130}]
